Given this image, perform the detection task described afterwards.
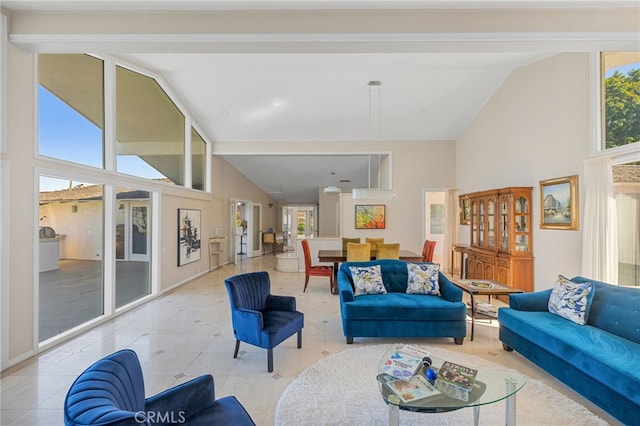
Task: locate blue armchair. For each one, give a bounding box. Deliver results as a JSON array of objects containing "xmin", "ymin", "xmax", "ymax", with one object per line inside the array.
[
  {"xmin": 225, "ymin": 271, "xmax": 304, "ymax": 373},
  {"xmin": 64, "ymin": 349, "xmax": 255, "ymax": 425}
]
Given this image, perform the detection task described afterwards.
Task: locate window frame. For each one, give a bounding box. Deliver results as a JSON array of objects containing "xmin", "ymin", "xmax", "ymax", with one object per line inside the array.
[{"xmin": 591, "ymin": 52, "xmax": 640, "ymax": 161}]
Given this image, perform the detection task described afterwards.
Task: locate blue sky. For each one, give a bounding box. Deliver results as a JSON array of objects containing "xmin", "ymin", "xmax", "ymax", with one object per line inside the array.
[{"xmin": 38, "ymin": 86, "xmax": 164, "ymax": 191}]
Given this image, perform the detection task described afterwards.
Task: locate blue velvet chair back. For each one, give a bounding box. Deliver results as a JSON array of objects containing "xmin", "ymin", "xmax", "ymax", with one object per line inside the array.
[
  {"xmin": 64, "ymin": 349, "xmax": 146, "ymax": 426},
  {"xmin": 225, "ymin": 271, "xmax": 270, "ymax": 311}
]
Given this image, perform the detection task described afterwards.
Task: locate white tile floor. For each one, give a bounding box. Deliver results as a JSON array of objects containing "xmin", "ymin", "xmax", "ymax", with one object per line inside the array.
[{"xmin": 1, "ymin": 255, "xmax": 620, "ymax": 425}]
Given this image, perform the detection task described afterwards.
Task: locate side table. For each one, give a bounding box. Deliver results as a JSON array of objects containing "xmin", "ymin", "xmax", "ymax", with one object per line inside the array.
[
  {"xmin": 451, "ymin": 244, "xmax": 470, "ymax": 279},
  {"xmin": 450, "ymin": 279, "xmax": 523, "ymax": 341},
  {"xmin": 208, "ymin": 236, "xmax": 226, "ymax": 270}
]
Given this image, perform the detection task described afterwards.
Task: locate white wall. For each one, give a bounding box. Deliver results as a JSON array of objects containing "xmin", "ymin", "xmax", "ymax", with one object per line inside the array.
[
  {"xmin": 340, "ymin": 140, "xmax": 457, "ymax": 253},
  {"xmin": 457, "ymin": 53, "xmax": 591, "ymax": 290}
]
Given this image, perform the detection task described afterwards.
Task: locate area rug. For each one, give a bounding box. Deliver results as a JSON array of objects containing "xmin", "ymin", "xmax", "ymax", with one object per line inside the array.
[{"xmin": 275, "ymin": 344, "xmax": 607, "ymax": 425}]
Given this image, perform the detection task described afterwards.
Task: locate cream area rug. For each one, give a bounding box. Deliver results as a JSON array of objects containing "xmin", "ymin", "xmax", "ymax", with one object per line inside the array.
[{"xmin": 275, "ymin": 344, "xmax": 607, "ymax": 426}]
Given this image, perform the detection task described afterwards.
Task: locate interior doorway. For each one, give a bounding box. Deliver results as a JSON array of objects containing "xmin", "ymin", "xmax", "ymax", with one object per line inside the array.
[
  {"xmin": 230, "ymin": 199, "xmax": 262, "ymax": 263},
  {"xmin": 424, "ymin": 190, "xmax": 446, "ymax": 265},
  {"xmin": 282, "ymin": 205, "xmax": 317, "ymax": 249}
]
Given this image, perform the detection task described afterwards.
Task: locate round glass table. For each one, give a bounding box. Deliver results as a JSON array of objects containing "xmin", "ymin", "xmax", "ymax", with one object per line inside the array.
[{"xmin": 377, "ymin": 345, "xmax": 527, "ymax": 426}]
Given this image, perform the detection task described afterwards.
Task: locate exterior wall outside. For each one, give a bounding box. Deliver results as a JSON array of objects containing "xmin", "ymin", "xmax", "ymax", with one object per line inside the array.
[{"xmin": 456, "ymin": 53, "xmax": 591, "ymax": 291}]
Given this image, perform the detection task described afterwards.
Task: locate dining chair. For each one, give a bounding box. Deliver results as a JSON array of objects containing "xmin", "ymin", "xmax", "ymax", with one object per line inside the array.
[
  {"xmin": 342, "ymin": 237, "xmax": 361, "ymax": 251},
  {"xmin": 301, "ymin": 239, "xmax": 334, "ymax": 292},
  {"xmin": 347, "ymin": 242, "xmax": 371, "ymax": 261},
  {"xmin": 376, "ymin": 243, "xmax": 400, "ymax": 260},
  {"xmin": 64, "ymin": 349, "xmax": 255, "ymax": 425},
  {"xmin": 365, "ymin": 237, "xmax": 385, "ymax": 250},
  {"xmin": 225, "ymin": 271, "xmax": 304, "ymax": 372},
  {"xmin": 422, "ymin": 239, "xmax": 437, "ymax": 262}
]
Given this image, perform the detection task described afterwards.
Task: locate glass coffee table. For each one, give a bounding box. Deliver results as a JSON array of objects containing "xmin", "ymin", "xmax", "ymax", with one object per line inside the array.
[{"xmin": 377, "ymin": 345, "xmax": 527, "ymax": 426}]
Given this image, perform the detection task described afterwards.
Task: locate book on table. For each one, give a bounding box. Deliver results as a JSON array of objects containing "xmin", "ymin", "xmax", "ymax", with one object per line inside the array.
[
  {"xmin": 382, "ymin": 373, "xmax": 441, "ymax": 403},
  {"xmin": 379, "ymin": 344, "xmax": 431, "ymax": 382},
  {"xmin": 435, "ymin": 361, "xmax": 478, "ymax": 402}
]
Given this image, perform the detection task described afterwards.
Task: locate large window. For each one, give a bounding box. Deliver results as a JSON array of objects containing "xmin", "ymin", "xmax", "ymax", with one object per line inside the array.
[
  {"xmin": 601, "ymin": 52, "xmax": 640, "ymax": 150},
  {"xmin": 39, "ymin": 176, "xmax": 104, "ymax": 342},
  {"xmin": 116, "ymin": 66, "xmax": 185, "ymax": 185},
  {"xmin": 614, "ymin": 163, "xmax": 640, "ymax": 287},
  {"xmin": 38, "ymin": 54, "xmax": 104, "ymax": 167},
  {"xmin": 38, "ymin": 54, "xmax": 209, "ymax": 190},
  {"xmin": 192, "ymin": 127, "xmax": 206, "ymax": 191},
  {"xmin": 116, "ymin": 187, "xmax": 151, "ymax": 308}
]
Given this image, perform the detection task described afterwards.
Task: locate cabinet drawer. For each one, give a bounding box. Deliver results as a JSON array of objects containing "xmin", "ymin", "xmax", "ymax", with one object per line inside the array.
[
  {"xmin": 497, "ymin": 257, "xmax": 510, "ymax": 267},
  {"xmin": 476, "ymin": 254, "xmax": 495, "ymax": 264}
]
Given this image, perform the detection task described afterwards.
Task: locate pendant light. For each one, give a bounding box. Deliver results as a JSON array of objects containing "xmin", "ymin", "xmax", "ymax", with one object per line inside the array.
[{"xmin": 352, "ymin": 81, "xmax": 396, "ymax": 200}]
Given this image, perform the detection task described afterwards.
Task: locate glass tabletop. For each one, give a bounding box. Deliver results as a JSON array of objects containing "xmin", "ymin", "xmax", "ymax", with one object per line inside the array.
[{"xmin": 377, "ymin": 345, "xmax": 527, "ymax": 413}]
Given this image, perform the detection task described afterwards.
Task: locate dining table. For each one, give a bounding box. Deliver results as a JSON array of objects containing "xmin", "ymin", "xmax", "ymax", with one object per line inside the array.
[{"xmin": 317, "ymin": 249, "xmax": 423, "ymax": 294}]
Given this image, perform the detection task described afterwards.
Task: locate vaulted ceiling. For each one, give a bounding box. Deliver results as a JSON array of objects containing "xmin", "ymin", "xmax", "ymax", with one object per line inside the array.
[{"xmin": 6, "ymin": 0, "xmax": 638, "ymax": 203}]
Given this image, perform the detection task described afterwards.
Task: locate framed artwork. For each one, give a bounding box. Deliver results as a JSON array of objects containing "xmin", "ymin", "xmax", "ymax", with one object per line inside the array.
[
  {"xmin": 459, "ymin": 195, "xmax": 471, "ymax": 225},
  {"xmin": 355, "ymin": 204, "xmax": 386, "ymax": 229},
  {"xmin": 178, "ymin": 208, "xmax": 201, "ymax": 266},
  {"xmin": 539, "ymin": 175, "xmax": 578, "ymax": 230}
]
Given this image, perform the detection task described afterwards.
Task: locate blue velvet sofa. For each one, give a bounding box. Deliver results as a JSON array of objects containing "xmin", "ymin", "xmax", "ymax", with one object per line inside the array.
[
  {"xmin": 499, "ymin": 276, "xmax": 640, "ymax": 425},
  {"xmin": 337, "ymin": 259, "xmax": 467, "ymax": 344}
]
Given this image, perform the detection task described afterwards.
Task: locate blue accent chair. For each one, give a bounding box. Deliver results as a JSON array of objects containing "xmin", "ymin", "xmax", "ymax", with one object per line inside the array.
[
  {"xmin": 225, "ymin": 271, "xmax": 304, "ymax": 372},
  {"xmin": 63, "ymin": 349, "xmax": 255, "ymax": 425}
]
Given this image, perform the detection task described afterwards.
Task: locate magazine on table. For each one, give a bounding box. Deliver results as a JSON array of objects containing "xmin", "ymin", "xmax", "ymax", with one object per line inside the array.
[
  {"xmin": 382, "ymin": 373, "xmax": 441, "ymax": 403},
  {"xmin": 435, "ymin": 361, "xmax": 478, "ymax": 401},
  {"xmin": 475, "ymin": 302, "xmax": 498, "ymax": 317},
  {"xmin": 379, "ymin": 344, "xmax": 431, "ymax": 382}
]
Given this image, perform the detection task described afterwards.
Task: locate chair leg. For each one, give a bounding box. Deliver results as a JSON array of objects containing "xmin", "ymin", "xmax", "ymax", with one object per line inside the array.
[
  {"xmin": 303, "ymin": 275, "xmax": 310, "ymax": 292},
  {"xmin": 267, "ymin": 349, "xmax": 273, "ymax": 373},
  {"xmin": 297, "ymin": 330, "xmax": 302, "ymax": 349},
  {"xmin": 233, "ymin": 339, "xmax": 240, "ymax": 358}
]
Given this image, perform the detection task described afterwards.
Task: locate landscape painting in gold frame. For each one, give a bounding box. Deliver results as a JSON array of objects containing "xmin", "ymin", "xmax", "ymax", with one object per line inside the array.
[{"xmin": 539, "ymin": 175, "xmax": 578, "ymax": 230}]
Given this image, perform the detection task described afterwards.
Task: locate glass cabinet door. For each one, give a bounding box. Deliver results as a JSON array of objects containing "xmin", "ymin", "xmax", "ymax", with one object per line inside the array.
[
  {"xmin": 500, "ymin": 197, "xmax": 509, "ymax": 251},
  {"xmin": 479, "ymin": 201, "xmax": 485, "ymax": 247},
  {"xmin": 487, "ymin": 199, "xmax": 495, "ymax": 249},
  {"xmin": 471, "ymin": 200, "xmax": 477, "ymax": 246},
  {"xmin": 514, "ymin": 195, "xmax": 530, "ymax": 252}
]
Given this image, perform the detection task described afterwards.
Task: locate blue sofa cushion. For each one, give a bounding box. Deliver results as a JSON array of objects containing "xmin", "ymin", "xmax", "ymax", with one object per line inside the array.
[
  {"xmin": 406, "ymin": 263, "xmax": 440, "ymax": 295},
  {"xmin": 499, "ymin": 308, "xmax": 640, "ymax": 406},
  {"xmin": 341, "ymin": 292, "xmax": 466, "ymax": 321},
  {"xmin": 547, "ymin": 275, "xmax": 594, "ymax": 325}
]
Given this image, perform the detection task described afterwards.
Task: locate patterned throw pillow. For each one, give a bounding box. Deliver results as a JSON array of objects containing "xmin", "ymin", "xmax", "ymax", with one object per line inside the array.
[
  {"xmin": 406, "ymin": 263, "xmax": 440, "ymax": 295},
  {"xmin": 548, "ymin": 275, "xmax": 594, "ymax": 325},
  {"xmin": 349, "ymin": 265, "xmax": 387, "ymax": 296}
]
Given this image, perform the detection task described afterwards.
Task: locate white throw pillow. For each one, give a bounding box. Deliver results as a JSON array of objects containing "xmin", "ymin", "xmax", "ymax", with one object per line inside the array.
[
  {"xmin": 406, "ymin": 263, "xmax": 440, "ymax": 295},
  {"xmin": 548, "ymin": 275, "xmax": 594, "ymax": 325},
  {"xmin": 349, "ymin": 265, "xmax": 386, "ymax": 296}
]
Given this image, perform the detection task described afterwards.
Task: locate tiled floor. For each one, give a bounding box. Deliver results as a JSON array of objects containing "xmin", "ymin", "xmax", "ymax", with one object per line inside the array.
[{"xmin": 1, "ymin": 255, "xmax": 620, "ymax": 425}]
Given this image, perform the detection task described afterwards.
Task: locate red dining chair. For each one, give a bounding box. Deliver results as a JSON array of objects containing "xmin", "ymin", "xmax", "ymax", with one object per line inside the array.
[
  {"xmin": 422, "ymin": 240, "xmax": 436, "ymax": 262},
  {"xmin": 301, "ymin": 239, "xmax": 334, "ymax": 293}
]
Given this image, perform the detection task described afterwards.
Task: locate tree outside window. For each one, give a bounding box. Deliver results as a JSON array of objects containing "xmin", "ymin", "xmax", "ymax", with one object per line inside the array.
[{"xmin": 602, "ymin": 52, "xmax": 640, "ymax": 150}]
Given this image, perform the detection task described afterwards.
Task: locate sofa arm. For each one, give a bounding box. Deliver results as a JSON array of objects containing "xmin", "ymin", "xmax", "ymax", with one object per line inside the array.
[
  {"xmin": 438, "ymin": 273, "xmax": 463, "ymax": 302},
  {"xmin": 266, "ymin": 294, "xmax": 296, "ymax": 312},
  {"xmin": 509, "ymin": 289, "xmax": 552, "ymax": 311},
  {"xmin": 337, "ymin": 270, "xmax": 355, "ymax": 302},
  {"xmin": 145, "ymin": 374, "xmax": 215, "ymax": 420}
]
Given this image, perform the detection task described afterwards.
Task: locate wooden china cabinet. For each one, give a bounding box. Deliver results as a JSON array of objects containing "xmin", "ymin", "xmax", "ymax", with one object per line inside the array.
[{"xmin": 465, "ymin": 187, "xmax": 534, "ymax": 294}]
